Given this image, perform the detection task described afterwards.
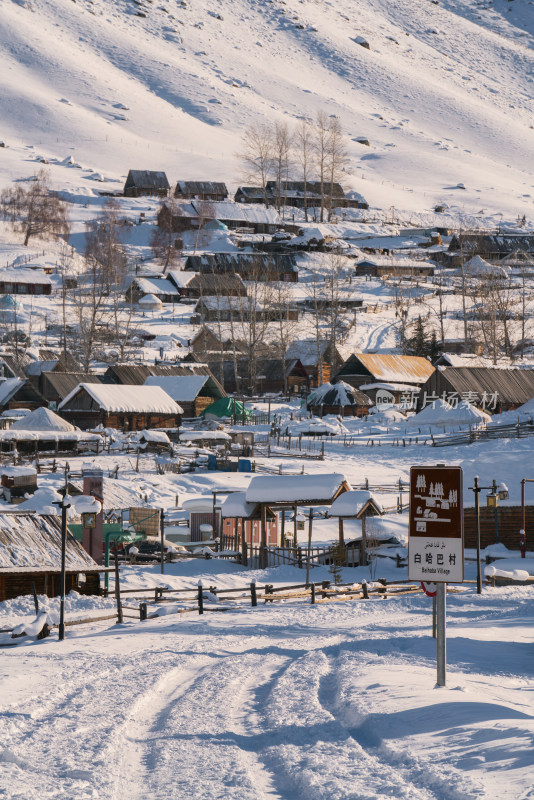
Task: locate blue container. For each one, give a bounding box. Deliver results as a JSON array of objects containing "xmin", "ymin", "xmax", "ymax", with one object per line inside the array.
[
  {"xmin": 238, "ymin": 458, "xmax": 252, "ymax": 472},
  {"xmin": 207, "ymin": 454, "xmax": 218, "ymax": 470}
]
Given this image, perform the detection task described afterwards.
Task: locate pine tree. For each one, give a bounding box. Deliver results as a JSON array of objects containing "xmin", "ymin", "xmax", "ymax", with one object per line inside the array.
[
  {"xmin": 408, "ymin": 315, "xmax": 428, "ymax": 357},
  {"xmin": 329, "ymin": 542, "xmax": 345, "ymax": 585}
]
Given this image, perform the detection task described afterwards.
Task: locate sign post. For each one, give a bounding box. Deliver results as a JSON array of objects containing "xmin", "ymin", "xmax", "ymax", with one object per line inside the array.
[{"xmin": 409, "ymin": 466, "xmax": 464, "ymax": 687}]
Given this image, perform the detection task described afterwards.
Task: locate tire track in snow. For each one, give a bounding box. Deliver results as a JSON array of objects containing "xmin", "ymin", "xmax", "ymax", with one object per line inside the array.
[
  {"xmin": 228, "ymin": 655, "xmax": 296, "ymax": 800},
  {"xmin": 109, "ymin": 652, "xmax": 293, "ymax": 800},
  {"xmin": 317, "ymin": 649, "xmax": 487, "ymax": 800},
  {"xmin": 109, "ymin": 659, "xmax": 215, "ymax": 800}
]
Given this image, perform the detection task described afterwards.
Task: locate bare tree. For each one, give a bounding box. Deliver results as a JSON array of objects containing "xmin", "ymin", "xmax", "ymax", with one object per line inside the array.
[
  {"xmin": 272, "ymin": 121, "xmax": 292, "ymax": 216},
  {"xmin": 325, "ymin": 116, "xmax": 349, "ymax": 222},
  {"xmin": 85, "ymin": 198, "xmax": 128, "ymax": 295},
  {"xmin": 0, "ymin": 169, "xmax": 69, "ymax": 246},
  {"xmin": 239, "ymin": 124, "xmax": 274, "ymax": 205},
  {"xmin": 294, "ymin": 119, "xmax": 314, "ymax": 222},
  {"xmin": 70, "ymin": 246, "xmax": 112, "ymax": 372},
  {"xmin": 152, "ymin": 197, "xmax": 183, "ymax": 272},
  {"xmin": 314, "ymin": 111, "xmax": 330, "ymax": 223},
  {"xmin": 271, "ymin": 281, "xmax": 299, "ymax": 394}
]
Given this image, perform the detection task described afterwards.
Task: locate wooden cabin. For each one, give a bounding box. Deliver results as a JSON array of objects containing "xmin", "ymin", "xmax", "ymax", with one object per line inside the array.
[
  {"xmin": 58, "ymin": 383, "xmax": 183, "ymax": 430},
  {"xmin": 208, "ymin": 358, "xmax": 309, "ymax": 395},
  {"xmin": 0, "ymin": 513, "xmax": 103, "ymax": 601},
  {"xmin": 0, "ymin": 269, "xmax": 52, "ymax": 295},
  {"xmin": 184, "ymin": 252, "xmax": 298, "ymax": 282},
  {"xmin": 124, "ymin": 170, "xmax": 170, "ymax": 198},
  {"xmin": 174, "ymin": 181, "xmax": 229, "ymax": 202}
]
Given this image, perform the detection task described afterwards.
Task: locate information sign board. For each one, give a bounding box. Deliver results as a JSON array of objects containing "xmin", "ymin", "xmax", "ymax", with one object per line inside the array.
[{"xmin": 408, "ymin": 465, "xmax": 464, "ymax": 583}]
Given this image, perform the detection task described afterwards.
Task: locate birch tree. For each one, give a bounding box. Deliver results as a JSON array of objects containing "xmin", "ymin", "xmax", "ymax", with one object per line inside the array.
[{"xmin": 0, "ymin": 169, "xmax": 69, "ymax": 246}]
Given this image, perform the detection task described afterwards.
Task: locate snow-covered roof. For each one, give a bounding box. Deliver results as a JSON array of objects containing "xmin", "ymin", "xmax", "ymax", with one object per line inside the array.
[
  {"xmin": 220, "ymin": 492, "xmax": 257, "ymax": 518},
  {"xmin": 198, "ymin": 296, "xmax": 262, "ymax": 311},
  {"xmin": 133, "ymin": 277, "xmax": 180, "ymax": 296},
  {"xmin": 137, "ymin": 429, "xmax": 171, "ymax": 444},
  {"xmin": 0, "ymin": 378, "xmax": 24, "ymax": 406},
  {"xmin": 144, "ymin": 375, "xmax": 209, "ymax": 402},
  {"xmin": 59, "ymin": 383, "xmax": 183, "ymax": 415},
  {"xmin": 328, "ymin": 490, "xmax": 384, "ymax": 518},
  {"xmin": 0, "ymin": 513, "xmax": 98, "ymax": 571},
  {"xmin": 1, "ymin": 466, "xmax": 37, "ymax": 478},
  {"xmin": 138, "ymin": 293, "xmax": 163, "ymax": 306},
  {"xmin": 411, "ymin": 398, "xmax": 454, "ymax": 426},
  {"xmin": 0, "ymin": 269, "xmax": 52, "ymax": 285},
  {"xmin": 464, "ymin": 255, "xmax": 510, "ymax": 279},
  {"xmin": 307, "ymin": 381, "xmax": 371, "ymax": 407},
  {"xmin": 285, "ymin": 339, "xmax": 331, "ymax": 366},
  {"xmin": 166, "ymin": 270, "xmax": 194, "ymax": 288},
  {"xmin": 192, "ymin": 200, "xmax": 281, "ymax": 225},
  {"xmin": 10, "ymin": 406, "xmax": 76, "ymax": 432},
  {"xmin": 179, "ymin": 430, "xmax": 231, "ymax": 442},
  {"xmin": 245, "ymin": 473, "xmax": 349, "ymax": 504}
]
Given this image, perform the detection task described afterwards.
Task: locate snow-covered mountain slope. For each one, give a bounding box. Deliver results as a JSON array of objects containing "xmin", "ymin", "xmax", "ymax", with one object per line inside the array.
[{"xmin": 1, "ymin": 0, "xmax": 534, "ymax": 216}]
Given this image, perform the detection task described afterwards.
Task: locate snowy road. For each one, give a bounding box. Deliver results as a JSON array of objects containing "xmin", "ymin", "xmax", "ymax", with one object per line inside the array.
[{"xmin": 2, "ymin": 588, "xmax": 533, "ymax": 800}]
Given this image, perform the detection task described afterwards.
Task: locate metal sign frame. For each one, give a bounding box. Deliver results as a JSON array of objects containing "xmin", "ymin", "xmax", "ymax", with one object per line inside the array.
[{"xmin": 408, "ymin": 465, "xmax": 464, "ymax": 583}]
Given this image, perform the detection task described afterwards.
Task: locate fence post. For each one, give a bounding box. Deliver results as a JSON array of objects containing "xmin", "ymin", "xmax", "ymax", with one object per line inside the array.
[
  {"xmin": 321, "ymin": 580, "xmax": 330, "ymax": 598},
  {"xmin": 310, "ymin": 583, "xmax": 316, "ymax": 604},
  {"xmin": 362, "ymin": 580, "xmax": 369, "ymax": 599},
  {"xmin": 113, "ymin": 543, "xmax": 123, "ymax": 624},
  {"xmin": 139, "ymin": 602, "xmax": 147, "ymax": 621},
  {"xmin": 197, "ymin": 580, "xmax": 204, "ymax": 614},
  {"xmin": 264, "ymin": 584, "xmax": 273, "ymax": 603},
  {"xmin": 250, "ymin": 579, "xmax": 257, "ymax": 607}
]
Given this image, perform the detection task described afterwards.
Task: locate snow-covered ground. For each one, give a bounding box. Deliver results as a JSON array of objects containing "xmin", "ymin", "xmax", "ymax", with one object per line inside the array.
[
  {"xmin": 2, "ymin": 0, "xmax": 534, "ymax": 796},
  {"xmin": 1, "ymin": 569, "xmax": 533, "ymax": 800},
  {"xmin": 1, "ymin": 0, "xmax": 534, "ymax": 220}
]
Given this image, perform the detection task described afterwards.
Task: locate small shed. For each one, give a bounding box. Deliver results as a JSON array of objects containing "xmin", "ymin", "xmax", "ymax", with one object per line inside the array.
[
  {"xmin": 0, "ymin": 466, "xmax": 38, "ymax": 499},
  {"xmin": 0, "ymin": 513, "xmax": 103, "ymax": 601},
  {"xmin": 306, "ymin": 381, "xmax": 372, "ymax": 417},
  {"xmin": 220, "ymin": 492, "xmax": 278, "ymax": 548},
  {"xmin": 181, "ymin": 497, "xmax": 221, "ymax": 541},
  {"xmin": 58, "ymin": 383, "xmax": 183, "ymax": 430},
  {"xmin": 124, "ymin": 170, "xmax": 170, "ymax": 197}
]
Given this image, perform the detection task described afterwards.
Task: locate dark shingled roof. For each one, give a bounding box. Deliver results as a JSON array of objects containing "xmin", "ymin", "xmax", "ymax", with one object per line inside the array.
[
  {"xmin": 174, "ymin": 181, "xmax": 228, "ymax": 197},
  {"xmin": 184, "ymin": 252, "xmax": 298, "ymax": 277},
  {"xmin": 124, "ymin": 170, "xmax": 170, "ymax": 191},
  {"xmin": 428, "ymin": 367, "xmax": 534, "ymax": 407},
  {"xmin": 448, "ymin": 233, "xmax": 534, "ymax": 257},
  {"xmin": 41, "ymin": 372, "xmax": 103, "ymax": 401},
  {"xmin": 266, "ymin": 181, "xmax": 346, "ymax": 198},
  {"xmin": 102, "ymin": 363, "xmax": 225, "ymax": 396}
]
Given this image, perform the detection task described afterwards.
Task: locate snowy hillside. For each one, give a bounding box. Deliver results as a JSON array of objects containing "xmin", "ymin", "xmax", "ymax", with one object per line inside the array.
[{"xmin": 1, "ymin": 0, "xmax": 534, "ymax": 216}]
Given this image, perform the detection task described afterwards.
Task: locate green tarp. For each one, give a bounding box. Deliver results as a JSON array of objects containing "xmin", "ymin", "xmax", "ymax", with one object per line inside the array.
[{"xmin": 201, "ymin": 397, "xmax": 252, "ymax": 420}]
